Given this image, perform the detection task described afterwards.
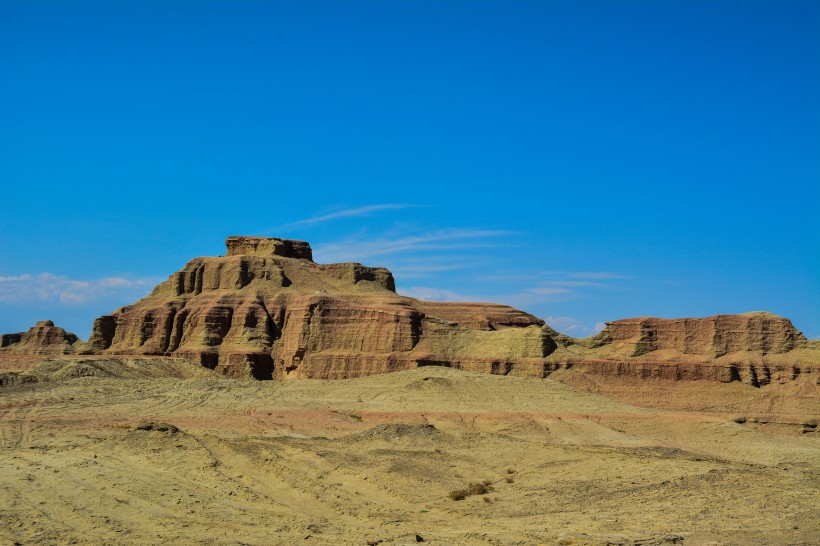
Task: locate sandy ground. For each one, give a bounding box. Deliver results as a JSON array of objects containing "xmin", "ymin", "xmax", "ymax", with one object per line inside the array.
[{"xmin": 0, "ymin": 363, "xmax": 818, "ymax": 546}]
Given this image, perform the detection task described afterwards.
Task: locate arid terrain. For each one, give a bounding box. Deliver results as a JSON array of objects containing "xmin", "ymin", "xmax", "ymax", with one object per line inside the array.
[
  {"xmin": 1, "ymin": 355, "xmax": 817, "ymax": 546},
  {"xmin": 2, "ymin": 237, "xmax": 818, "ymax": 544}
]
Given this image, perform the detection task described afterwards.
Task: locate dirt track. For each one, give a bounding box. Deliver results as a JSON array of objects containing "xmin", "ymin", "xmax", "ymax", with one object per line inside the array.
[{"xmin": 0, "ymin": 364, "xmax": 818, "ymax": 545}]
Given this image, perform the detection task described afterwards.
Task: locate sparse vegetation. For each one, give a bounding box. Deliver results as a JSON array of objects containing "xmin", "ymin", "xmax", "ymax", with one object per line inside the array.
[
  {"xmin": 505, "ymin": 476, "xmax": 514, "ymax": 483},
  {"xmin": 135, "ymin": 421, "xmax": 179, "ymax": 433},
  {"xmin": 448, "ymin": 489, "xmax": 466, "ymax": 501},
  {"xmin": 733, "ymin": 416, "xmax": 747, "ymax": 424},
  {"xmin": 472, "ymin": 482, "xmax": 492, "ymax": 494},
  {"xmin": 506, "ymin": 468, "xmax": 516, "ymax": 474},
  {"xmin": 449, "ymin": 481, "xmax": 494, "ymax": 501}
]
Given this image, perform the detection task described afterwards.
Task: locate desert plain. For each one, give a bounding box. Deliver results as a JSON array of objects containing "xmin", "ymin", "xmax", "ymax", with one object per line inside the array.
[{"xmin": 0, "ymin": 354, "xmax": 817, "ymax": 546}]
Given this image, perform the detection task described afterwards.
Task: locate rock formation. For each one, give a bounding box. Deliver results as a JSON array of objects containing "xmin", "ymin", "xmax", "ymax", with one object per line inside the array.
[
  {"xmin": 0, "ymin": 320, "xmax": 80, "ymax": 355},
  {"xmin": 547, "ymin": 313, "xmax": 817, "ymax": 387},
  {"xmin": 2, "ymin": 236, "xmax": 817, "ymax": 385},
  {"xmin": 83, "ymin": 236, "xmax": 549, "ymax": 379},
  {"xmin": 591, "ymin": 313, "xmax": 805, "ymax": 358}
]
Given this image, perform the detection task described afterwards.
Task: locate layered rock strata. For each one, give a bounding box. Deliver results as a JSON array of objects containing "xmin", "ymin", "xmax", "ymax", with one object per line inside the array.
[
  {"xmin": 546, "ymin": 313, "xmax": 816, "ymax": 387},
  {"xmin": 0, "ymin": 321, "xmax": 80, "ymax": 355},
  {"xmin": 83, "ymin": 236, "xmax": 548, "ymax": 379},
  {"xmin": 2, "ymin": 236, "xmax": 817, "ymax": 385},
  {"xmin": 591, "ymin": 313, "xmax": 805, "ymax": 358}
]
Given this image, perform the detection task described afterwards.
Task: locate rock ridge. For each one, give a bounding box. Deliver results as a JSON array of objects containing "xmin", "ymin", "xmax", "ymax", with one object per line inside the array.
[
  {"xmin": 588, "ymin": 313, "xmax": 806, "ymax": 358},
  {"xmin": 2, "ymin": 236, "xmax": 817, "ymax": 386}
]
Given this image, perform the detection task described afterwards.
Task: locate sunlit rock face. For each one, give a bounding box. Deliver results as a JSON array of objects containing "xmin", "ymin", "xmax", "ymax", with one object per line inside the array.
[
  {"xmin": 4, "ymin": 236, "xmax": 815, "ymax": 385},
  {"xmin": 0, "ymin": 321, "xmax": 80, "ymax": 355},
  {"xmin": 595, "ymin": 313, "xmax": 806, "ymax": 358},
  {"xmin": 85, "ymin": 236, "xmax": 547, "ymax": 379}
]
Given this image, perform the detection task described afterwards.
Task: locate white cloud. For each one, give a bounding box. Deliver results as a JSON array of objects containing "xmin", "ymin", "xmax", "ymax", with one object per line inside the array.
[
  {"xmin": 0, "ymin": 274, "xmax": 34, "ymax": 282},
  {"xmin": 544, "ymin": 315, "xmax": 607, "ymax": 336},
  {"xmin": 0, "ymin": 272, "xmax": 159, "ymax": 305},
  {"xmin": 398, "ymin": 286, "xmax": 477, "ymax": 302},
  {"xmin": 389, "ymin": 262, "xmax": 472, "ymax": 279},
  {"xmin": 469, "ymin": 269, "xmax": 637, "ymax": 309},
  {"xmin": 314, "ymin": 228, "xmax": 513, "ymax": 263},
  {"xmin": 281, "ymin": 204, "xmax": 415, "ymax": 229}
]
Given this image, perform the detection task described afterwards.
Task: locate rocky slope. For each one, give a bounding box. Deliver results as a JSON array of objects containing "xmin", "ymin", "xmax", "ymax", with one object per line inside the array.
[{"xmin": 2, "ymin": 236, "xmax": 817, "ymax": 384}]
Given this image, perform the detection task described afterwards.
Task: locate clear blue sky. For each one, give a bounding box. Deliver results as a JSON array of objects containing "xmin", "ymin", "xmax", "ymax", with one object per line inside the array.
[{"xmin": 1, "ymin": 0, "xmax": 818, "ymax": 340}]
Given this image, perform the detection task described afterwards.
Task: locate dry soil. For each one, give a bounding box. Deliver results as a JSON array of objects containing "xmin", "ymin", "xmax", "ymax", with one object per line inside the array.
[{"xmin": 0, "ymin": 361, "xmax": 817, "ymax": 545}]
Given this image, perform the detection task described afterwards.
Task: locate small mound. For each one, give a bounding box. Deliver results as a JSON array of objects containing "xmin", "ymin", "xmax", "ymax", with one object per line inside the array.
[
  {"xmin": 134, "ymin": 422, "xmax": 180, "ymax": 434},
  {"xmin": 3, "ymin": 357, "xmax": 221, "ymax": 385},
  {"xmin": 345, "ymin": 423, "xmax": 440, "ymax": 442},
  {"xmin": 405, "ymin": 376, "xmax": 454, "ymax": 390},
  {"xmin": 0, "ymin": 372, "xmax": 36, "ymax": 387},
  {"xmin": 46, "ymin": 360, "xmax": 120, "ymax": 380},
  {"xmin": 101, "ymin": 422, "xmax": 220, "ymax": 473}
]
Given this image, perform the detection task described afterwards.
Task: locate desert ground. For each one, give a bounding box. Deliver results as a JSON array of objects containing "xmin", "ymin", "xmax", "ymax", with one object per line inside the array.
[{"xmin": 0, "ymin": 357, "xmax": 817, "ymax": 546}]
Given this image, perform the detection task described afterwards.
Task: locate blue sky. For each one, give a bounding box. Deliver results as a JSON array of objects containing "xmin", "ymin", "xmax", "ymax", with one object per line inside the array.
[{"xmin": 1, "ymin": 0, "xmax": 818, "ymax": 340}]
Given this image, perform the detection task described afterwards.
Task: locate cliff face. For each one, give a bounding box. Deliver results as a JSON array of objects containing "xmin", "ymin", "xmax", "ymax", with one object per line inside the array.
[
  {"xmin": 85, "ymin": 236, "xmax": 547, "ymax": 379},
  {"xmin": 0, "ymin": 321, "xmax": 80, "ymax": 355},
  {"xmin": 549, "ymin": 313, "xmax": 814, "ymax": 388},
  {"xmin": 3, "ymin": 236, "xmax": 817, "ymax": 385},
  {"xmin": 592, "ymin": 313, "xmax": 805, "ymax": 358}
]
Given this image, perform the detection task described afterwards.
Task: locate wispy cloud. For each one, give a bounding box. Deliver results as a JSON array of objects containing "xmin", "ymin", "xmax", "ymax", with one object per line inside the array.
[
  {"xmin": 393, "ymin": 265, "xmax": 637, "ymax": 336},
  {"xmin": 314, "ymin": 228, "xmax": 513, "ymax": 263},
  {"xmin": 470, "ymin": 269, "xmax": 634, "ymax": 308},
  {"xmin": 501, "ymin": 286, "xmax": 580, "ymax": 308},
  {"xmin": 544, "ymin": 315, "xmax": 606, "ymax": 336},
  {"xmin": 281, "ymin": 204, "xmax": 415, "ymax": 229},
  {"xmin": 527, "ymin": 287, "xmax": 575, "ymax": 296},
  {"xmin": 568, "ymin": 272, "xmax": 637, "ymax": 280},
  {"xmin": 389, "ymin": 262, "xmax": 473, "ymax": 280},
  {"xmin": 397, "ymin": 287, "xmax": 608, "ymax": 336},
  {"xmin": 0, "ymin": 273, "xmax": 160, "ymax": 305},
  {"xmin": 397, "ymin": 286, "xmax": 478, "ymax": 302},
  {"xmin": 480, "ymin": 270, "xmax": 635, "ymax": 284},
  {"xmin": 536, "ymin": 280, "xmax": 605, "ymax": 288}
]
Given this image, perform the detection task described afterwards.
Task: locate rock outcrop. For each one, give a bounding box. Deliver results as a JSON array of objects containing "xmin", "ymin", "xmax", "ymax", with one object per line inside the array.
[
  {"xmin": 546, "ymin": 313, "xmax": 816, "ymax": 388},
  {"xmin": 3, "ymin": 236, "xmax": 817, "ymax": 386},
  {"xmin": 590, "ymin": 313, "xmax": 805, "ymax": 358},
  {"xmin": 0, "ymin": 321, "xmax": 80, "ymax": 355},
  {"xmin": 84, "ymin": 236, "xmax": 548, "ymax": 379}
]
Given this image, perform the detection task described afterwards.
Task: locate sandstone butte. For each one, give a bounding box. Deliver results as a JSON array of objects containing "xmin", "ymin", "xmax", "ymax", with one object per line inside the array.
[{"xmin": 2, "ymin": 236, "xmax": 818, "ymax": 386}]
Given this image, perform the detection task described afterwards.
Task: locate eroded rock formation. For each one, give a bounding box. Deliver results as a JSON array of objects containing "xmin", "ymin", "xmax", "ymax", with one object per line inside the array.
[
  {"xmin": 2, "ymin": 236, "xmax": 817, "ymax": 385},
  {"xmin": 0, "ymin": 321, "xmax": 80, "ymax": 355},
  {"xmin": 591, "ymin": 313, "xmax": 805, "ymax": 358},
  {"xmin": 546, "ymin": 313, "xmax": 816, "ymax": 387},
  {"xmin": 83, "ymin": 236, "xmax": 547, "ymax": 379}
]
